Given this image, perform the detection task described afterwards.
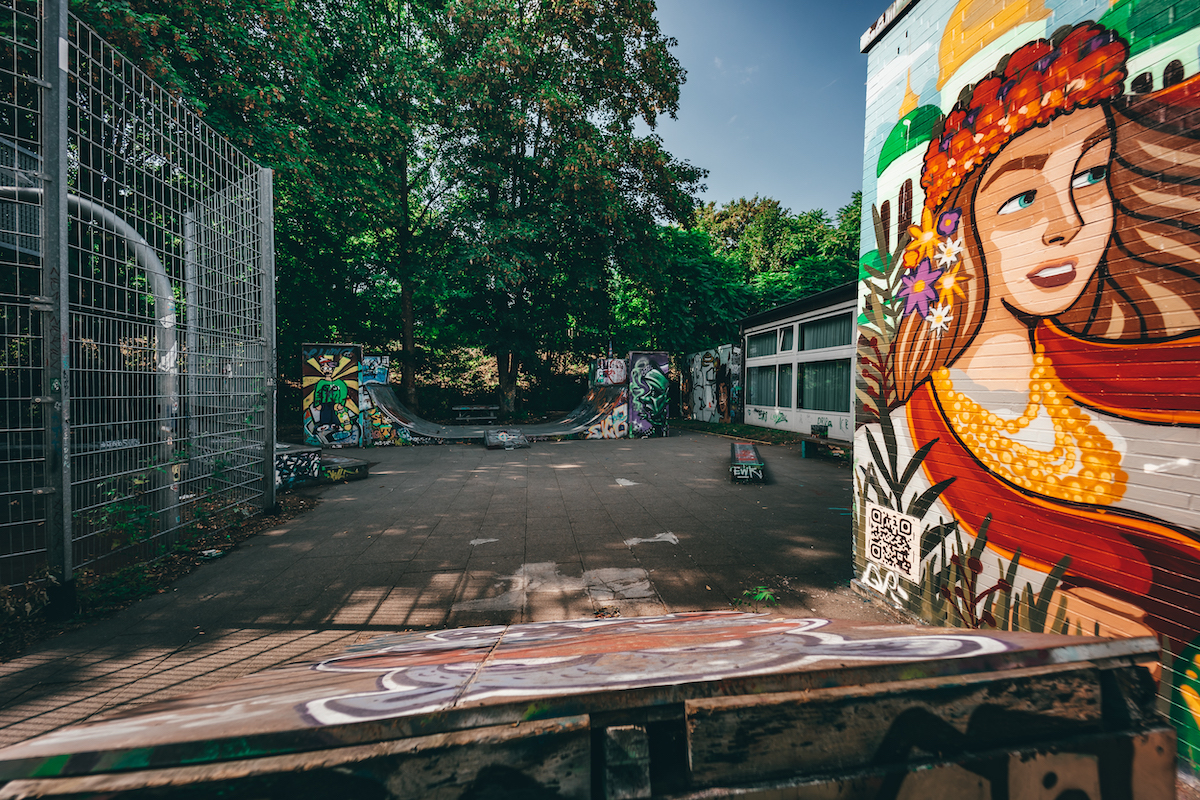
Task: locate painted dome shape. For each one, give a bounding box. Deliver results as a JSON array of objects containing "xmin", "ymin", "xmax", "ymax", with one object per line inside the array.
[
  {"xmin": 874, "ymin": 106, "xmax": 942, "ymax": 256},
  {"xmin": 877, "ymin": 105, "xmax": 944, "ymax": 179}
]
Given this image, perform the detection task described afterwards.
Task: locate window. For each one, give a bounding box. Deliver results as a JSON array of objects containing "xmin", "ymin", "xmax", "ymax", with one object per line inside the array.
[
  {"xmin": 1133, "ymin": 72, "xmax": 1153, "ymax": 93},
  {"xmin": 802, "ymin": 314, "xmax": 852, "ymax": 350},
  {"xmin": 1165, "ymin": 60, "xmax": 1185, "ymax": 88},
  {"xmin": 747, "ymin": 331, "xmax": 776, "ymax": 358},
  {"xmin": 777, "ymin": 364, "xmax": 793, "ymax": 408},
  {"xmin": 799, "ymin": 359, "xmax": 850, "ymax": 413},
  {"xmin": 899, "ymin": 179, "xmax": 913, "ymax": 232},
  {"xmin": 779, "ymin": 326, "xmax": 794, "ymax": 351},
  {"xmin": 747, "ymin": 365, "xmax": 776, "ymax": 406}
]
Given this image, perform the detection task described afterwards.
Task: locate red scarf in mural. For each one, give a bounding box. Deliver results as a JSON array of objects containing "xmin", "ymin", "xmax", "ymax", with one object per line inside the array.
[{"xmin": 907, "ymin": 323, "xmax": 1200, "ymax": 641}]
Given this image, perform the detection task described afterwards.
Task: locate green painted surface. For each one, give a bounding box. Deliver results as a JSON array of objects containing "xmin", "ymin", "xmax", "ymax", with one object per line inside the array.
[
  {"xmin": 876, "ymin": 105, "xmax": 943, "ymax": 178},
  {"xmin": 1100, "ymin": 0, "xmax": 1200, "ymax": 56}
]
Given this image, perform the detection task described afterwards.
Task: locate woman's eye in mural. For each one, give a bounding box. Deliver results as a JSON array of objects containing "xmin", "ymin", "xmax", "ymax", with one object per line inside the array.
[
  {"xmin": 997, "ymin": 189, "xmax": 1037, "ymax": 215},
  {"xmin": 1070, "ymin": 165, "xmax": 1108, "ymax": 190}
]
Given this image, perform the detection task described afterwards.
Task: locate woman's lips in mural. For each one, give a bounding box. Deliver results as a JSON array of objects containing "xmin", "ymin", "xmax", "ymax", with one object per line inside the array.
[{"xmin": 1027, "ymin": 261, "xmax": 1077, "ymax": 288}]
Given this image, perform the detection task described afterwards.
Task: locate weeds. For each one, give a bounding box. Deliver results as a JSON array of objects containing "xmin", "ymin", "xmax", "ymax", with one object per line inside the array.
[{"xmin": 734, "ymin": 585, "xmax": 780, "ymax": 613}]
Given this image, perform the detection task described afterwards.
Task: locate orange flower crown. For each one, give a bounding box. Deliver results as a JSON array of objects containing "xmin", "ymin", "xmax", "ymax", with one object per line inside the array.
[{"xmin": 921, "ymin": 22, "xmax": 1128, "ymax": 214}]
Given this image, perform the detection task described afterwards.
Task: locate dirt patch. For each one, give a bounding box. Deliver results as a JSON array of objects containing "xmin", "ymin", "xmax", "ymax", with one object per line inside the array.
[{"xmin": 0, "ymin": 493, "xmax": 319, "ymax": 663}]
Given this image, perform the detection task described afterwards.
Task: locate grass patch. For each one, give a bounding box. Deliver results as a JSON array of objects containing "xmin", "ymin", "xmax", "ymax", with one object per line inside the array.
[{"xmin": 671, "ymin": 418, "xmax": 849, "ymax": 454}]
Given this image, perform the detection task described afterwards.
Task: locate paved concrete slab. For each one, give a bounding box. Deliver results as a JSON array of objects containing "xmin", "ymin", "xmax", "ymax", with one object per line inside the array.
[{"xmin": 0, "ymin": 431, "xmax": 894, "ymax": 748}]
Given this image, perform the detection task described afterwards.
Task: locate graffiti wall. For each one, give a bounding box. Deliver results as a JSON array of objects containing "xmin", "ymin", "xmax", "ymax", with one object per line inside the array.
[
  {"xmin": 593, "ymin": 357, "xmax": 628, "ymax": 386},
  {"xmin": 358, "ymin": 354, "xmax": 405, "ymax": 447},
  {"xmin": 585, "ymin": 386, "xmax": 629, "ymax": 439},
  {"xmin": 274, "ymin": 444, "xmax": 321, "ymax": 489},
  {"xmin": 627, "ymin": 351, "xmax": 669, "ymax": 438},
  {"xmin": 856, "ymin": 0, "xmax": 1200, "ymax": 773},
  {"xmin": 302, "ymin": 343, "xmax": 362, "ymax": 448},
  {"xmin": 685, "ymin": 345, "xmax": 740, "ymax": 424}
]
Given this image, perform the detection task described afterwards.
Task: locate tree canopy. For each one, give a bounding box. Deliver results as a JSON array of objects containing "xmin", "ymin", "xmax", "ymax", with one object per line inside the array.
[{"xmin": 71, "ymin": 0, "xmax": 860, "ymax": 414}]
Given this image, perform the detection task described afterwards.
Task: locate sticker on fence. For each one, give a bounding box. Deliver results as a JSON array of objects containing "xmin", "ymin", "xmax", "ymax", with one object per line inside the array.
[{"xmin": 864, "ymin": 502, "xmax": 920, "ymax": 584}]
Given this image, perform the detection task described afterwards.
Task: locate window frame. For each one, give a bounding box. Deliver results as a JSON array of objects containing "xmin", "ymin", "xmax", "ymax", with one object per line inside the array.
[{"xmin": 742, "ymin": 300, "xmax": 855, "ymax": 438}]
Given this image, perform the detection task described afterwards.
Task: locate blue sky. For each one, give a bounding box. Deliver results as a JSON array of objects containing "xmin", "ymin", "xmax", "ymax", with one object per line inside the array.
[{"xmin": 651, "ymin": 0, "xmax": 889, "ymax": 219}]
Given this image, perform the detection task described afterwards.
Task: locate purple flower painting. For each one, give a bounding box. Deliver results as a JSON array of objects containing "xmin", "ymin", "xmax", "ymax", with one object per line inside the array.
[
  {"xmin": 937, "ymin": 208, "xmax": 962, "ymax": 236},
  {"xmin": 900, "ymin": 258, "xmax": 943, "ymax": 319}
]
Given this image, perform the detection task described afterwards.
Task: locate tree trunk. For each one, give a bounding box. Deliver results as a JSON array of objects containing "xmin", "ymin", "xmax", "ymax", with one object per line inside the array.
[
  {"xmin": 401, "ymin": 283, "xmax": 417, "ymax": 410},
  {"xmin": 497, "ymin": 350, "xmax": 518, "ymax": 416}
]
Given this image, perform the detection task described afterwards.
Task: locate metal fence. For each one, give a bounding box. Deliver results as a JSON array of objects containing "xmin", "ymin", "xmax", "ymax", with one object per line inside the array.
[{"xmin": 0, "ymin": 0, "xmax": 275, "ymax": 587}]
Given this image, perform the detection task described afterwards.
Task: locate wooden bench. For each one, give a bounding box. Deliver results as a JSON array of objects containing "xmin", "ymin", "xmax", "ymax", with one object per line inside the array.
[
  {"xmin": 798, "ymin": 424, "xmax": 848, "ymax": 459},
  {"xmin": 453, "ymin": 405, "xmax": 499, "ymax": 423},
  {"xmin": 729, "ymin": 441, "xmax": 765, "ymax": 482},
  {"xmin": 795, "ymin": 433, "xmax": 849, "ymax": 459}
]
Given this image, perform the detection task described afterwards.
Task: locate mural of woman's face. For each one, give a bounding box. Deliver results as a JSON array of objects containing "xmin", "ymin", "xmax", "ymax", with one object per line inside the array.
[{"xmin": 975, "ymin": 105, "xmax": 1114, "ymax": 317}]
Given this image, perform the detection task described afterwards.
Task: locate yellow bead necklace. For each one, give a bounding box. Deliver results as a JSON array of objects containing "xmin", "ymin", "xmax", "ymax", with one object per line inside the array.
[{"xmin": 932, "ymin": 352, "xmax": 1127, "ymax": 505}]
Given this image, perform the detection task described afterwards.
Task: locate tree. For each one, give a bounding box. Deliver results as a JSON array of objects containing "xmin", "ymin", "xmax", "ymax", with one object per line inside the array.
[
  {"xmin": 694, "ymin": 195, "xmax": 781, "ymax": 262},
  {"xmin": 612, "ymin": 227, "xmax": 746, "ymax": 353},
  {"xmin": 693, "ymin": 192, "xmax": 862, "ymax": 312},
  {"xmin": 439, "ymin": 0, "xmax": 705, "ymax": 413}
]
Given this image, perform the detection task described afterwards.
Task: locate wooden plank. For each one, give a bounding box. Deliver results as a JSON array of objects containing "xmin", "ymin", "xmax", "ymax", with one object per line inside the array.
[
  {"xmin": 686, "ymin": 662, "xmax": 1108, "ymax": 788},
  {"xmin": 0, "ymin": 717, "xmax": 591, "ymax": 800}
]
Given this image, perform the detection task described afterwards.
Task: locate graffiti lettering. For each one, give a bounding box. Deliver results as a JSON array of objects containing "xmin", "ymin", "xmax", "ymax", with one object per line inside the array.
[
  {"xmin": 861, "ymin": 561, "xmax": 910, "ymax": 605},
  {"xmin": 731, "ymin": 464, "xmax": 764, "ymax": 482}
]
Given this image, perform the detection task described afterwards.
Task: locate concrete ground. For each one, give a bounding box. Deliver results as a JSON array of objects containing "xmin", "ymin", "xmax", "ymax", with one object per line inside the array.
[{"xmin": 0, "ymin": 431, "xmax": 894, "ymax": 748}]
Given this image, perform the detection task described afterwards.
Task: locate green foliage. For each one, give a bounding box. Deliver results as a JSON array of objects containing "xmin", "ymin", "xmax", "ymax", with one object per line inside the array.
[
  {"xmin": 612, "ymin": 227, "xmax": 748, "ymax": 354},
  {"xmin": 734, "ymin": 585, "xmax": 779, "ymax": 613},
  {"xmin": 695, "ymin": 193, "xmax": 861, "ymax": 301},
  {"xmin": 71, "ymin": 0, "xmax": 858, "ymax": 403}
]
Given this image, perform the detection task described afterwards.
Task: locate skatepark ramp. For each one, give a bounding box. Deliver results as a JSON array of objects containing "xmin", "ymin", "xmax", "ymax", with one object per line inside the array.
[{"xmin": 363, "ymin": 383, "xmax": 629, "ymax": 444}]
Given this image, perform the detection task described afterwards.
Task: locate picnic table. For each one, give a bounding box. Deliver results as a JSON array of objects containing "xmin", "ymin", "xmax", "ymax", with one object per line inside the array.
[{"xmin": 453, "ymin": 404, "xmax": 499, "ymax": 423}]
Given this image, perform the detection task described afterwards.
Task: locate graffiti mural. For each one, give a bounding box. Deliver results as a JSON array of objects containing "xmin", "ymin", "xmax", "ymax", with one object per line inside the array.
[
  {"xmin": 358, "ymin": 355, "xmax": 403, "ymax": 447},
  {"xmin": 359, "ymin": 355, "xmax": 390, "ymax": 386},
  {"xmin": 274, "ymin": 445, "xmax": 320, "ymax": 489},
  {"xmin": 302, "ymin": 344, "xmax": 362, "ymax": 447},
  {"xmin": 686, "ymin": 345, "xmax": 738, "ymax": 424},
  {"xmin": 627, "ymin": 351, "xmax": 669, "ymax": 438},
  {"xmin": 2, "ymin": 610, "xmax": 1161, "ymax": 797},
  {"xmin": 301, "ymin": 615, "xmax": 1013, "ymax": 726},
  {"xmin": 857, "ymin": 2, "xmax": 1200, "ymax": 773},
  {"xmin": 593, "ymin": 357, "xmax": 627, "ymax": 386},
  {"xmin": 585, "ymin": 386, "xmax": 629, "ymax": 439}
]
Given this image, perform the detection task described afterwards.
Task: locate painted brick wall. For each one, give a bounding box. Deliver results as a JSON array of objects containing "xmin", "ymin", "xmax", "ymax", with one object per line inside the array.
[{"xmin": 854, "ymin": 0, "xmax": 1200, "ymax": 773}]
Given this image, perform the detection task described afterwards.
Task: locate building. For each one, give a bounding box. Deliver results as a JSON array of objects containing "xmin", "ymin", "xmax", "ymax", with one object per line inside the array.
[
  {"xmin": 857, "ymin": 0, "xmax": 1200, "ymax": 775},
  {"xmin": 740, "ymin": 282, "xmax": 856, "ymax": 442}
]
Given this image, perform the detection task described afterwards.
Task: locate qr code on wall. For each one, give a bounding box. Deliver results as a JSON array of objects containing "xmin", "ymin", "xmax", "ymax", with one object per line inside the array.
[{"xmin": 864, "ymin": 502, "xmax": 921, "ymax": 583}]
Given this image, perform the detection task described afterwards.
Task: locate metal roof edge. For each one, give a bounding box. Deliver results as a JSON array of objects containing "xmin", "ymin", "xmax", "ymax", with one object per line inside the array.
[
  {"xmin": 861, "ymin": 0, "xmax": 920, "ymax": 53},
  {"xmin": 739, "ymin": 281, "xmax": 858, "ymax": 331}
]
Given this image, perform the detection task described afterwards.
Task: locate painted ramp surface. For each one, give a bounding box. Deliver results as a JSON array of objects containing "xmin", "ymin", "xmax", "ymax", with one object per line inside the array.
[
  {"xmin": 363, "ymin": 383, "xmax": 628, "ymax": 443},
  {"xmin": 0, "ymin": 612, "xmax": 1171, "ymax": 799}
]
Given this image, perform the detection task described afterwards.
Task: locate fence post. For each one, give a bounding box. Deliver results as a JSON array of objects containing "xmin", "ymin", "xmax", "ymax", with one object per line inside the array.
[
  {"xmin": 258, "ymin": 168, "xmax": 276, "ymax": 513},
  {"xmin": 41, "ymin": 0, "xmax": 74, "ymax": 617}
]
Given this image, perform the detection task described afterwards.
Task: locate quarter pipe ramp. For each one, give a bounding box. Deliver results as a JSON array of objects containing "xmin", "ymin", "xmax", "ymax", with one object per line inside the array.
[{"xmin": 363, "ymin": 383, "xmax": 629, "ymax": 443}]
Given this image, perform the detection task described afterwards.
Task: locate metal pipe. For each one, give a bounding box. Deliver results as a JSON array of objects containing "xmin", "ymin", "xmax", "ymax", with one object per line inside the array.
[{"xmin": 0, "ymin": 186, "xmax": 180, "ymax": 525}]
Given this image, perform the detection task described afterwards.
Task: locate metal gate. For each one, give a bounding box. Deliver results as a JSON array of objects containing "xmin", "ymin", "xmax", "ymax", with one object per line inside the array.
[{"xmin": 0, "ymin": 0, "xmax": 275, "ymax": 586}]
